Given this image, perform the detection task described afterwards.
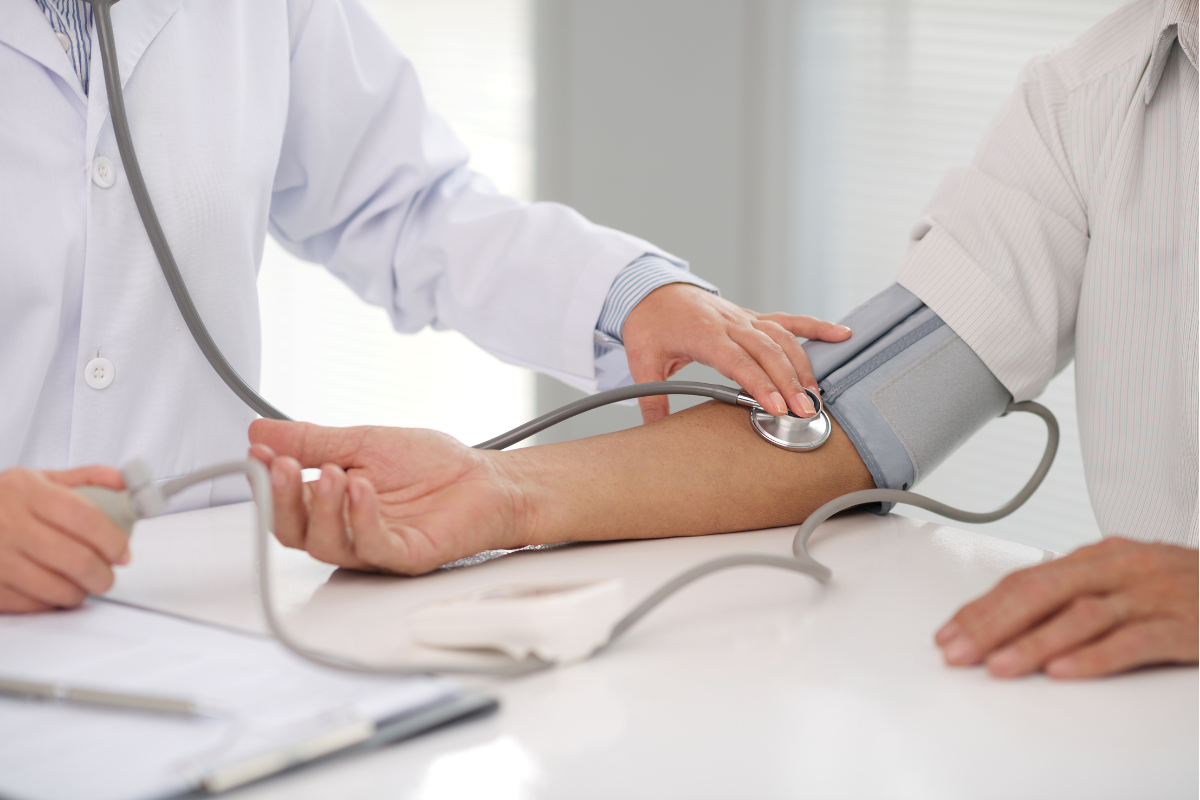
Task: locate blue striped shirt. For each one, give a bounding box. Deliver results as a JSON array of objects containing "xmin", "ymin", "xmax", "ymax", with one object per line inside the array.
[
  {"xmin": 35, "ymin": 0, "xmax": 92, "ymax": 95},
  {"xmin": 35, "ymin": 6, "xmax": 719, "ymax": 364},
  {"xmin": 593, "ymin": 255, "xmax": 718, "ymax": 357}
]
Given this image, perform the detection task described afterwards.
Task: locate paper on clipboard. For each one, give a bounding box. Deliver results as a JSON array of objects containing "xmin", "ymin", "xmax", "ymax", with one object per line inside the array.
[{"xmin": 0, "ymin": 600, "xmax": 461, "ymax": 800}]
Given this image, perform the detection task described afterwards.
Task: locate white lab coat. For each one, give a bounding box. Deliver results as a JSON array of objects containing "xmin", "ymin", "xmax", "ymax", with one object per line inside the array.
[{"xmin": 0, "ymin": 0, "xmax": 673, "ymax": 505}]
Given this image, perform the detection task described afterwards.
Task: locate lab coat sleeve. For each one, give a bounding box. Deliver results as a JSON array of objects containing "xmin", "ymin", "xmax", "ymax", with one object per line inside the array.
[
  {"xmin": 268, "ymin": 0, "xmax": 682, "ymax": 392},
  {"xmin": 895, "ymin": 54, "xmax": 1090, "ymax": 402}
]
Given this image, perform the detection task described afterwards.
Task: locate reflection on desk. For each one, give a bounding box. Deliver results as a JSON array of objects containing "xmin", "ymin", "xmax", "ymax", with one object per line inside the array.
[{"xmin": 110, "ymin": 503, "xmax": 1198, "ymax": 800}]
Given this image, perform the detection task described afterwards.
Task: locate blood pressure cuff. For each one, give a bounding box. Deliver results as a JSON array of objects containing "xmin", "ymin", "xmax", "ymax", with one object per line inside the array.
[{"xmin": 802, "ymin": 284, "xmax": 1012, "ymax": 512}]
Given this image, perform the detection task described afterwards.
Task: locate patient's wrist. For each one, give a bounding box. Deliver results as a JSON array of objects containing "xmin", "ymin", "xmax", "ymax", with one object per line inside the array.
[{"xmin": 484, "ymin": 451, "xmax": 543, "ymax": 550}]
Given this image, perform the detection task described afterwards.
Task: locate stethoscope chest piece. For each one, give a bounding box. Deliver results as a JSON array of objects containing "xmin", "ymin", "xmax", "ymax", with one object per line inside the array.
[{"xmin": 749, "ymin": 388, "xmax": 831, "ymax": 451}]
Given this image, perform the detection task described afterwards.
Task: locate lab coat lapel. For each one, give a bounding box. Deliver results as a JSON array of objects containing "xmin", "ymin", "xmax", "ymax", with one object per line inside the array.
[
  {"xmin": 0, "ymin": 0, "xmax": 88, "ymax": 105},
  {"xmin": 86, "ymin": 0, "xmax": 186, "ymax": 155}
]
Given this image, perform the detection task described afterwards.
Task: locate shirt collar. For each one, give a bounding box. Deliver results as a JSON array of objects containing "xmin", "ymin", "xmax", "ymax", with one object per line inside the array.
[{"xmin": 1146, "ymin": 0, "xmax": 1198, "ymax": 104}]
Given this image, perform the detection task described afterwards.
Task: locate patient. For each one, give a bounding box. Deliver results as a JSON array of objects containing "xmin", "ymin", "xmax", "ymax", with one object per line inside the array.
[{"xmin": 251, "ymin": 0, "xmax": 1199, "ymax": 680}]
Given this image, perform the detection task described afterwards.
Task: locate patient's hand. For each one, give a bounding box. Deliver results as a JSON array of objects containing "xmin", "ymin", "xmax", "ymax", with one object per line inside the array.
[
  {"xmin": 936, "ymin": 537, "xmax": 1198, "ymax": 679},
  {"xmin": 0, "ymin": 466, "xmax": 130, "ymax": 613},
  {"xmin": 249, "ymin": 421, "xmax": 524, "ymax": 575},
  {"xmin": 621, "ymin": 283, "xmax": 852, "ymax": 423}
]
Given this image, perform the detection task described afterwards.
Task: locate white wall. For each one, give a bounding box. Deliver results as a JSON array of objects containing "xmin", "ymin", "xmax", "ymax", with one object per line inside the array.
[{"xmin": 533, "ymin": 0, "xmax": 796, "ymax": 442}]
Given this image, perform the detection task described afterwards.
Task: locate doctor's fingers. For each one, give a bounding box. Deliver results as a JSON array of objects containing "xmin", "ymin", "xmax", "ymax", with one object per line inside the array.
[
  {"xmin": 304, "ymin": 464, "xmax": 373, "ymax": 570},
  {"xmin": 0, "ymin": 581, "xmax": 55, "ymax": 613},
  {"xmin": 2, "ymin": 469, "xmax": 129, "ymax": 565},
  {"xmin": 636, "ymin": 393, "xmax": 672, "ymax": 425},
  {"xmin": 756, "ymin": 312, "xmax": 853, "ymax": 344},
  {"xmin": 627, "ymin": 352, "xmax": 691, "ymax": 424},
  {"xmin": 724, "ymin": 325, "xmax": 813, "ymax": 417},
  {"xmin": 42, "ymin": 464, "xmax": 126, "ymax": 491},
  {"xmin": 750, "ymin": 318, "xmax": 821, "ymax": 394},
  {"xmin": 0, "ymin": 547, "xmax": 91, "ymax": 609},
  {"xmin": 18, "ymin": 523, "xmax": 117, "ymax": 596}
]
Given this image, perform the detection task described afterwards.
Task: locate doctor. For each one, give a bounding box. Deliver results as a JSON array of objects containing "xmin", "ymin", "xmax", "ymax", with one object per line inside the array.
[{"xmin": 0, "ymin": 0, "xmax": 850, "ymax": 612}]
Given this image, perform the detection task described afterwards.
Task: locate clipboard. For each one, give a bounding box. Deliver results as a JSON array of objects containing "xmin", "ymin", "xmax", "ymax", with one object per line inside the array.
[{"xmin": 0, "ymin": 601, "xmax": 496, "ymax": 800}]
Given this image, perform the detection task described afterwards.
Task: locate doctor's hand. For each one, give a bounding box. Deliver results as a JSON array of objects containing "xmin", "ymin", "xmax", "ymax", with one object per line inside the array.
[
  {"xmin": 620, "ymin": 283, "xmax": 852, "ymax": 423},
  {"xmin": 0, "ymin": 466, "xmax": 131, "ymax": 613},
  {"xmin": 936, "ymin": 537, "xmax": 1198, "ymax": 679},
  {"xmin": 249, "ymin": 421, "xmax": 522, "ymax": 575}
]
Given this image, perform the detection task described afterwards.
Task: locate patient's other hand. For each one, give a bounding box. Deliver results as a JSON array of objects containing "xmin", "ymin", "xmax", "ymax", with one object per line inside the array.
[
  {"xmin": 936, "ymin": 537, "xmax": 1198, "ymax": 679},
  {"xmin": 248, "ymin": 420, "xmax": 525, "ymax": 575}
]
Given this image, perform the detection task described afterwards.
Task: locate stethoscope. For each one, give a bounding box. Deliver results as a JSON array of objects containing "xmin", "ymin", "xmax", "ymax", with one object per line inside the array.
[{"xmin": 78, "ymin": 0, "xmax": 1057, "ymax": 677}]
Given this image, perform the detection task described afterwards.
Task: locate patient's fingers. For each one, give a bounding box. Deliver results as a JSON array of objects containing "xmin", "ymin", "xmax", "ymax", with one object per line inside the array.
[
  {"xmin": 249, "ymin": 419, "xmax": 310, "ymax": 463},
  {"xmin": 269, "ymin": 457, "xmax": 309, "ymax": 550},
  {"xmin": 249, "ymin": 419, "xmax": 370, "ymax": 471},
  {"xmin": 346, "ymin": 477, "xmax": 424, "ymax": 575},
  {"xmin": 248, "ymin": 443, "xmax": 275, "ymax": 467},
  {"xmin": 305, "ymin": 465, "xmax": 370, "ymax": 569},
  {"xmin": 1046, "ymin": 619, "xmax": 1195, "ymax": 678}
]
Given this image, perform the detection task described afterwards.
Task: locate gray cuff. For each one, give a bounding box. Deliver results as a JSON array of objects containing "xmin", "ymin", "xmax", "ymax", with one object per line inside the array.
[{"xmin": 802, "ymin": 284, "xmax": 1012, "ymax": 513}]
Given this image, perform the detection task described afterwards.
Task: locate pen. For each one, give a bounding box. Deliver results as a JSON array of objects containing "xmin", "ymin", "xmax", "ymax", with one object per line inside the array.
[{"xmin": 0, "ymin": 675, "xmax": 200, "ymax": 718}]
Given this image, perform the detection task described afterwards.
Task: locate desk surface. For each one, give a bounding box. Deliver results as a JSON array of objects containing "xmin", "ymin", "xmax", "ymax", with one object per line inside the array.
[{"xmin": 110, "ymin": 504, "xmax": 1197, "ymax": 800}]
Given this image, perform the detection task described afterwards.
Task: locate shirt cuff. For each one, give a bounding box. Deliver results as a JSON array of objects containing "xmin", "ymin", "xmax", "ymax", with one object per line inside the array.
[{"xmin": 593, "ymin": 254, "xmax": 719, "ymax": 358}]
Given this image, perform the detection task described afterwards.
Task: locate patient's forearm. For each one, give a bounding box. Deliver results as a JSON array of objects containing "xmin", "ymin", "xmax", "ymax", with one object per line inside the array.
[
  {"xmin": 503, "ymin": 401, "xmax": 875, "ymax": 546},
  {"xmin": 250, "ymin": 401, "xmax": 876, "ymax": 575}
]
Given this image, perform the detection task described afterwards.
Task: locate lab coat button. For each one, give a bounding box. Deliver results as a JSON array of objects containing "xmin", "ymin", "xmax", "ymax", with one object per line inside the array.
[
  {"xmin": 56, "ymin": 32, "xmax": 71, "ymax": 52},
  {"xmin": 85, "ymin": 357, "xmax": 115, "ymax": 390},
  {"xmin": 92, "ymin": 157, "xmax": 116, "ymax": 189}
]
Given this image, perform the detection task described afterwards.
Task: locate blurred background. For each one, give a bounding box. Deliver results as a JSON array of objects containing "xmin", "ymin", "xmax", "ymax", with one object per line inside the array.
[{"xmin": 258, "ymin": 0, "xmax": 1124, "ymax": 554}]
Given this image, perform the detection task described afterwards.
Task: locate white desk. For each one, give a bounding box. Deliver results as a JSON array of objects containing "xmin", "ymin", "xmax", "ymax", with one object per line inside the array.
[{"xmin": 110, "ymin": 504, "xmax": 1197, "ymax": 800}]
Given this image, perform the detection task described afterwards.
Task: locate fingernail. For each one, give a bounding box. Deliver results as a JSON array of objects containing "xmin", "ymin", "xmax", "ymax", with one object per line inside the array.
[
  {"xmin": 271, "ymin": 464, "xmax": 287, "ymax": 490},
  {"xmin": 116, "ymin": 549, "xmax": 131, "ymax": 566},
  {"xmin": 986, "ymin": 648, "xmax": 1022, "ymax": 677},
  {"xmin": 796, "ymin": 392, "xmax": 815, "ymax": 417},
  {"xmin": 838, "ymin": 325, "xmax": 853, "ymax": 335},
  {"xmin": 935, "ymin": 620, "xmax": 960, "ymax": 644},
  {"xmin": 316, "ymin": 471, "xmax": 333, "ymax": 496},
  {"xmin": 943, "ymin": 635, "xmax": 979, "ymax": 665},
  {"xmin": 769, "ymin": 391, "xmax": 787, "ymax": 415},
  {"xmin": 349, "ymin": 479, "xmax": 363, "ymax": 504}
]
